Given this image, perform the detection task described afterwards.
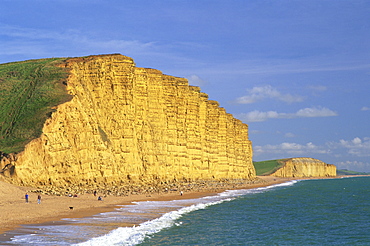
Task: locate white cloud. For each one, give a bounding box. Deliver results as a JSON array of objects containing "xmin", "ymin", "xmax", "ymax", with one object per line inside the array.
[
  {"xmin": 295, "ymin": 107, "xmax": 338, "ymax": 117},
  {"xmin": 335, "ymin": 161, "xmax": 370, "ymax": 173},
  {"xmin": 254, "ymin": 136, "xmax": 370, "ymax": 159},
  {"xmin": 361, "ymin": 106, "xmax": 370, "ymax": 111},
  {"xmin": 352, "ymin": 137, "xmax": 362, "ymax": 145},
  {"xmin": 238, "ymin": 110, "xmax": 282, "ymax": 122},
  {"xmin": 328, "ymin": 137, "xmax": 370, "ymax": 157},
  {"xmin": 186, "ymin": 75, "xmax": 207, "ymax": 86},
  {"xmin": 235, "ymin": 85, "xmax": 304, "ymax": 104},
  {"xmin": 254, "ymin": 142, "xmax": 327, "ymax": 156},
  {"xmin": 238, "ymin": 106, "xmax": 337, "ymax": 122}
]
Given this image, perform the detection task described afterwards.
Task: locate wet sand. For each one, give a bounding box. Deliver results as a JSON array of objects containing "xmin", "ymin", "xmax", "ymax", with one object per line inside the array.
[{"xmin": 0, "ymin": 176, "xmax": 307, "ymax": 235}]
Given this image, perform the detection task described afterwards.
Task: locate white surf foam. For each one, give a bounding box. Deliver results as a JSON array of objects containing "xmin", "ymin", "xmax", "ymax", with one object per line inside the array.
[
  {"xmin": 75, "ymin": 180, "xmax": 299, "ymax": 246},
  {"xmin": 74, "ymin": 199, "xmax": 227, "ymax": 246},
  {"xmin": 7, "ymin": 180, "xmax": 299, "ymax": 245}
]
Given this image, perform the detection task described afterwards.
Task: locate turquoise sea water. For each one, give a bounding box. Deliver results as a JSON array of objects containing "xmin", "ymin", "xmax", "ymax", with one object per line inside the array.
[{"xmin": 5, "ymin": 176, "xmax": 370, "ymax": 245}]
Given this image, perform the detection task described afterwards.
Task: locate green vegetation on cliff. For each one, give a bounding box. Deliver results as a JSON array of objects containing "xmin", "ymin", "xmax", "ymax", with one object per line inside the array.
[
  {"xmin": 337, "ymin": 169, "xmax": 370, "ymax": 176},
  {"xmin": 253, "ymin": 159, "xmax": 286, "ymax": 176},
  {"xmin": 0, "ymin": 58, "xmax": 71, "ymax": 154}
]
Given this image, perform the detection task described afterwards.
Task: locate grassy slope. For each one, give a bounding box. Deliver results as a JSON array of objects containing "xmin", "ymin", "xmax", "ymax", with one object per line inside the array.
[
  {"xmin": 253, "ymin": 159, "xmax": 287, "ymax": 176},
  {"xmin": 337, "ymin": 169, "xmax": 370, "ymax": 176},
  {"xmin": 0, "ymin": 58, "xmax": 71, "ymax": 154}
]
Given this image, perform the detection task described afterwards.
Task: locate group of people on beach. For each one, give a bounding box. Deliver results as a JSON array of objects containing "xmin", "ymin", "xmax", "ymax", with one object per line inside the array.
[
  {"xmin": 24, "ymin": 189, "xmax": 182, "ymax": 205},
  {"xmin": 25, "ymin": 193, "xmax": 41, "ymax": 204}
]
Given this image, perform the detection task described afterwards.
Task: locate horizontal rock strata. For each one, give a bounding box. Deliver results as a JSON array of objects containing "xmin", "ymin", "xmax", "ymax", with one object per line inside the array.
[
  {"xmin": 6, "ymin": 54, "xmax": 255, "ymax": 190},
  {"xmin": 271, "ymin": 158, "xmax": 336, "ymax": 177}
]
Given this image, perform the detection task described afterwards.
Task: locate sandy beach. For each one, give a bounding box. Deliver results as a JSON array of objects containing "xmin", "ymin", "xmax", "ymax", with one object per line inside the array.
[{"xmin": 0, "ymin": 176, "xmax": 299, "ymax": 235}]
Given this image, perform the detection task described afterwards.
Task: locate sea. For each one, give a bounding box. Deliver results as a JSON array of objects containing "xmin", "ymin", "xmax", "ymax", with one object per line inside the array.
[{"xmin": 3, "ymin": 176, "xmax": 370, "ymax": 245}]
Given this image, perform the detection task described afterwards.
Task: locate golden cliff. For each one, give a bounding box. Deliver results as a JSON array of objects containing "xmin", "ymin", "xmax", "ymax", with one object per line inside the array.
[
  {"xmin": 270, "ymin": 158, "xmax": 336, "ymax": 178},
  {"xmin": 4, "ymin": 54, "xmax": 255, "ymax": 189}
]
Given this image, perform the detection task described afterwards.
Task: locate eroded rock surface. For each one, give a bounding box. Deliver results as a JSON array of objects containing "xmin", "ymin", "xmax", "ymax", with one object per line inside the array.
[
  {"xmin": 7, "ymin": 54, "xmax": 255, "ymax": 190},
  {"xmin": 271, "ymin": 157, "xmax": 336, "ymax": 177}
]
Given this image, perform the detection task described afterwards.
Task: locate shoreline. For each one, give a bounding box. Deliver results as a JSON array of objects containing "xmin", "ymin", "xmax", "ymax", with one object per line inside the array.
[
  {"xmin": 1, "ymin": 175, "xmax": 365, "ymax": 239},
  {"xmin": 0, "ymin": 176, "xmax": 288, "ymax": 235}
]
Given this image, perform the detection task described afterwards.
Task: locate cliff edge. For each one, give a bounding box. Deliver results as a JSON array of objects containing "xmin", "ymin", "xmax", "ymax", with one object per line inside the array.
[
  {"xmin": 269, "ymin": 157, "xmax": 336, "ymax": 178},
  {"xmin": 1, "ymin": 54, "xmax": 255, "ymax": 191}
]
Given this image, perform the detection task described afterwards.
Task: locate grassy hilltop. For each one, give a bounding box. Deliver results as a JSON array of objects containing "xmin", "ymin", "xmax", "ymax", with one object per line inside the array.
[
  {"xmin": 0, "ymin": 58, "xmax": 71, "ymax": 154},
  {"xmin": 337, "ymin": 169, "xmax": 370, "ymax": 176},
  {"xmin": 253, "ymin": 159, "xmax": 286, "ymax": 176}
]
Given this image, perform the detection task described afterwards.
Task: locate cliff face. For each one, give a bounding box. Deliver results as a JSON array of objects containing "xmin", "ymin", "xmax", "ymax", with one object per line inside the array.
[
  {"xmin": 7, "ymin": 54, "xmax": 255, "ymax": 188},
  {"xmin": 271, "ymin": 158, "xmax": 336, "ymax": 177}
]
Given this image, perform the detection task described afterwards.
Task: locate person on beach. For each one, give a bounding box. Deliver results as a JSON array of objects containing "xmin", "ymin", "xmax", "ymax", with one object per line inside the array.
[
  {"xmin": 37, "ymin": 194, "xmax": 41, "ymax": 204},
  {"xmin": 94, "ymin": 190, "xmax": 97, "ymax": 196},
  {"xmin": 98, "ymin": 196, "xmax": 103, "ymax": 201},
  {"xmin": 180, "ymin": 191, "xmax": 183, "ymax": 196},
  {"xmin": 25, "ymin": 193, "xmax": 29, "ymax": 203}
]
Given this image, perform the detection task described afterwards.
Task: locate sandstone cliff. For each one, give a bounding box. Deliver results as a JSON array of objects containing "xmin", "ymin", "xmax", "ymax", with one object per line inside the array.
[
  {"xmin": 270, "ymin": 158, "xmax": 336, "ymax": 178},
  {"xmin": 2, "ymin": 54, "xmax": 255, "ymax": 190}
]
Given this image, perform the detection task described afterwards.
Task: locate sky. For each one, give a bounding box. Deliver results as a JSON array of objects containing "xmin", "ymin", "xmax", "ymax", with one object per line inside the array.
[{"xmin": 1, "ymin": 0, "xmax": 369, "ymax": 172}]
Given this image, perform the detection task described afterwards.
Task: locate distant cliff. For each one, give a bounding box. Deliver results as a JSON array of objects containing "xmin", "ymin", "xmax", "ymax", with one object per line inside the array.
[
  {"xmin": 1, "ymin": 54, "xmax": 255, "ymax": 190},
  {"xmin": 270, "ymin": 158, "xmax": 336, "ymax": 177}
]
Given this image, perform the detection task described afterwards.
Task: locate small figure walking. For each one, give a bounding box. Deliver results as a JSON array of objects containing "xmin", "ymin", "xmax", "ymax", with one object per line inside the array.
[
  {"xmin": 93, "ymin": 190, "xmax": 97, "ymax": 196},
  {"xmin": 25, "ymin": 193, "xmax": 29, "ymax": 203},
  {"xmin": 180, "ymin": 191, "xmax": 183, "ymax": 196},
  {"xmin": 37, "ymin": 194, "xmax": 41, "ymax": 204}
]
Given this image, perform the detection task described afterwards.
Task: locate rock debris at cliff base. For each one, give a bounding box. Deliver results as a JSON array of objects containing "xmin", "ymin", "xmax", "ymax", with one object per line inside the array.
[{"xmin": 31, "ymin": 178, "xmax": 264, "ymax": 197}]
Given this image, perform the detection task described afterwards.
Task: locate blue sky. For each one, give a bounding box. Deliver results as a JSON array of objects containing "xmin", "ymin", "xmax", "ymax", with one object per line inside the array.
[{"xmin": 1, "ymin": 0, "xmax": 369, "ymax": 172}]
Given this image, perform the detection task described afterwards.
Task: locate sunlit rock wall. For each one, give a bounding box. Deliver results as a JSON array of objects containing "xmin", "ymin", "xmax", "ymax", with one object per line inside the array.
[
  {"xmin": 271, "ymin": 158, "xmax": 336, "ymax": 177},
  {"xmin": 11, "ymin": 54, "xmax": 255, "ymax": 188}
]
